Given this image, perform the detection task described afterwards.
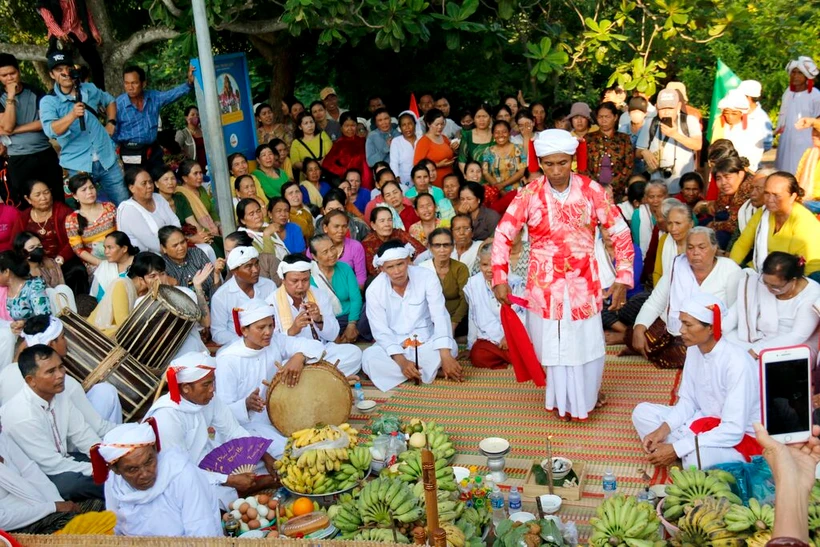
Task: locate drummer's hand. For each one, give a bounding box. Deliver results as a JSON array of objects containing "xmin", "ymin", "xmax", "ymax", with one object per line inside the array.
[
  {"xmin": 245, "ymin": 388, "xmax": 265, "ymax": 413},
  {"xmin": 288, "ymin": 311, "xmax": 312, "ymax": 336},
  {"xmin": 394, "ymin": 355, "xmax": 422, "ymax": 382},
  {"xmin": 280, "ymin": 354, "xmax": 305, "ymax": 387},
  {"xmin": 192, "ymin": 263, "xmax": 214, "ymax": 289},
  {"xmin": 440, "ymin": 351, "xmax": 464, "ymax": 382},
  {"xmin": 304, "ymin": 301, "xmax": 322, "ymax": 323},
  {"xmin": 493, "ymin": 283, "xmax": 511, "ymax": 306},
  {"xmin": 226, "ymin": 472, "xmax": 256, "ymax": 491},
  {"xmin": 262, "ymin": 453, "xmax": 278, "ymax": 478}
]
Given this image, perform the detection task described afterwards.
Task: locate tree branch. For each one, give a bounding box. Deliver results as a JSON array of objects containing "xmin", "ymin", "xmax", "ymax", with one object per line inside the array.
[
  {"xmin": 643, "ymin": 25, "xmax": 660, "ymax": 64},
  {"xmin": 86, "ymin": 0, "xmax": 115, "ymax": 47},
  {"xmin": 0, "ymin": 42, "xmax": 48, "ymax": 61},
  {"xmin": 217, "ymin": 19, "xmax": 287, "ymax": 34},
  {"xmin": 159, "ymin": 0, "xmax": 183, "ymax": 17},
  {"xmin": 109, "ymin": 27, "xmax": 180, "ymax": 65}
]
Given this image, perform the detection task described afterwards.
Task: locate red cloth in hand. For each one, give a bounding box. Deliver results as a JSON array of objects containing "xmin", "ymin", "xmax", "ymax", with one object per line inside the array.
[
  {"xmin": 500, "ymin": 295, "xmax": 545, "ymax": 387},
  {"xmin": 689, "ymin": 416, "xmax": 763, "ymax": 462}
]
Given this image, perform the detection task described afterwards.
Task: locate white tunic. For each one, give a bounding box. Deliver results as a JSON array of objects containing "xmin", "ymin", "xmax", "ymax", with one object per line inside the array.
[
  {"xmin": 635, "ymin": 257, "xmax": 742, "ymax": 334},
  {"xmin": 266, "ymin": 286, "xmax": 362, "ymax": 377},
  {"xmin": 209, "ymin": 276, "xmax": 277, "ymax": 346},
  {"xmin": 747, "ymin": 105, "xmax": 774, "ymax": 152},
  {"xmin": 632, "ymin": 339, "xmax": 760, "ymax": 468},
  {"xmin": 214, "ymin": 336, "xmax": 324, "ymax": 457},
  {"xmin": 362, "ymin": 266, "xmax": 457, "ymax": 392},
  {"xmin": 721, "ymin": 121, "xmax": 766, "ymax": 171},
  {"xmin": 775, "ymin": 88, "xmax": 820, "ymax": 174},
  {"xmin": 106, "ymin": 448, "xmax": 222, "ymax": 537},
  {"xmin": 451, "ymin": 241, "xmax": 483, "ymax": 273},
  {"xmin": 116, "ymin": 195, "xmax": 180, "ymax": 254},
  {"xmin": 0, "ymin": 433, "xmax": 63, "ymax": 530},
  {"xmin": 737, "ymin": 200, "xmax": 760, "ymax": 234},
  {"xmin": 463, "ymin": 273, "xmax": 525, "ymax": 349},
  {"xmin": 0, "ymin": 366, "xmax": 116, "ymax": 438},
  {"xmin": 0, "ymin": 385, "xmax": 100, "ymax": 476}
]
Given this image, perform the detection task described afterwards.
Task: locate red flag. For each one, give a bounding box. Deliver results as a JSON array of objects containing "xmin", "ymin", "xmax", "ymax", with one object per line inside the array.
[
  {"xmin": 500, "ymin": 295, "xmax": 545, "ymax": 387},
  {"xmin": 409, "ymin": 93, "xmax": 420, "ymax": 118}
]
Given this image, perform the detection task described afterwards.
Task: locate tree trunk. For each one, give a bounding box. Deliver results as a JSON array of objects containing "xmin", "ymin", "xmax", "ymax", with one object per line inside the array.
[{"xmin": 249, "ymin": 33, "xmax": 296, "ymax": 123}]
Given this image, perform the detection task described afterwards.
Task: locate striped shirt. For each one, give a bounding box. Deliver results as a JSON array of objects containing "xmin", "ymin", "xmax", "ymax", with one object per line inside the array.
[{"xmin": 115, "ymin": 84, "xmax": 192, "ymax": 145}]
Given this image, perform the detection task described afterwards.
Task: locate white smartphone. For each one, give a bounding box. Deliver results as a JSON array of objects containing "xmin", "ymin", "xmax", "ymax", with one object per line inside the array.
[{"xmin": 759, "ymin": 345, "xmax": 813, "ymax": 444}]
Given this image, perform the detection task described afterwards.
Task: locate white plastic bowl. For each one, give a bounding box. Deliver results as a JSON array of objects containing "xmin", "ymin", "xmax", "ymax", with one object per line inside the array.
[
  {"xmin": 540, "ymin": 457, "xmax": 573, "ymax": 481},
  {"xmin": 356, "ymin": 400, "xmax": 377, "ymax": 414},
  {"xmin": 509, "ymin": 511, "xmax": 536, "ymax": 523},
  {"xmin": 538, "ymin": 494, "xmax": 563, "ymax": 514}
]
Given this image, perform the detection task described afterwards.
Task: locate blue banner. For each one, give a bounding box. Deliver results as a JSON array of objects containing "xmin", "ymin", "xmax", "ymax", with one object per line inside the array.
[{"xmin": 191, "ymin": 52, "xmax": 257, "ymax": 161}]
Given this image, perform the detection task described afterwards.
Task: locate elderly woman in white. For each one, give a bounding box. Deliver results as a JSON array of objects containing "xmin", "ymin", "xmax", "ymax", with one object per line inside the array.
[
  {"xmin": 724, "ymin": 251, "xmax": 820, "ymax": 360},
  {"xmin": 628, "ymin": 227, "xmax": 742, "ymax": 369}
]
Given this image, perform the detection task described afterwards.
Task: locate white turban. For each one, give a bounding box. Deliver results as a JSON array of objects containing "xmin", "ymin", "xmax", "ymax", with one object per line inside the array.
[
  {"xmin": 372, "ymin": 243, "xmax": 415, "ymax": 269},
  {"xmin": 166, "ymin": 351, "xmax": 216, "ymax": 404},
  {"xmin": 718, "ymin": 90, "xmax": 750, "ymax": 113},
  {"xmin": 91, "ymin": 420, "xmax": 158, "ymax": 483},
  {"xmin": 738, "ymin": 80, "xmax": 761, "ymax": 98},
  {"xmin": 786, "ymin": 56, "xmax": 819, "ymax": 79},
  {"xmin": 21, "ymin": 317, "xmax": 63, "ymax": 347},
  {"xmin": 533, "ymin": 129, "xmax": 579, "ymax": 158},
  {"xmin": 679, "ymin": 292, "xmax": 726, "ymax": 341},
  {"xmin": 276, "ymin": 259, "xmax": 311, "ymax": 281},
  {"xmin": 226, "ymin": 246, "xmax": 259, "ymax": 270},
  {"xmin": 232, "ymin": 299, "xmax": 275, "ymax": 336}
]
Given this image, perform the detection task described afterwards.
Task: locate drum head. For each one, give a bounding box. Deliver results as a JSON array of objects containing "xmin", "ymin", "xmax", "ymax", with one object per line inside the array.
[
  {"xmin": 267, "ymin": 362, "xmax": 352, "ymax": 436},
  {"xmin": 156, "ymin": 285, "xmax": 201, "ymax": 320}
]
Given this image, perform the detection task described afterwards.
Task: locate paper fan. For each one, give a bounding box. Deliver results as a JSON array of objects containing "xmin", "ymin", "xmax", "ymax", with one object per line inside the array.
[{"xmin": 199, "ymin": 436, "xmax": 272, "ymax": 475}]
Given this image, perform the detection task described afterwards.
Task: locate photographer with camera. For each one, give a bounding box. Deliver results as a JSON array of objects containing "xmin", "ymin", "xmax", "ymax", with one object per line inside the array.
[
  {"xmin": 636, "ymin": 88, "xmax": 702, "ymax": 194},
  {"xmin": 39, "ymin": 48, "xmax": 129, "ymax": 205}
]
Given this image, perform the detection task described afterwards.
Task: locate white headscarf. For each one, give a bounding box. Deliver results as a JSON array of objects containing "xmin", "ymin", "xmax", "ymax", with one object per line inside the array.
[
  {"xmin": 679, "ymin": 292, "xmax": 727, "ymax": 341},
  {"xmin": 166, "ymin": 352, "xmax": 216, "ymax": 404},
  {"xmin": 372, "ymin": 243, "xmax": 415, "ymax": 269},
  {"xmin": 226, "ymin": 246, "xmax": 259, "ymax": 270},
  {"xmin": 738, "ymin": 80, "xmax": 762, "ymax": 98},
  {"xmin": 21, "ymin": 317, "xmax": 63, "ymax": 347},
  {"xmin": 718, "ymin": 90, "xmax": 750, "ymax": 112},
  {"xmin": 276, "ymin": 259, "xmax": 311, "ymax": 281},
  {"xmin": 786, "ymin": 56, "xmax": 819, "ymax": 79},
  {"xmin": 533, "ymin": 129, "xmax": 579, "ymax": 158},
  {"xmin": 91, "ymin": 421, "xmax": 159, "ymax": 484}
]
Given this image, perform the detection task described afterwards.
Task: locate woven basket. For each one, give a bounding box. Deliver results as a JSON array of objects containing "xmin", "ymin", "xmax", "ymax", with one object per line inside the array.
[{"xmin": 12, "ymin": 536, "xmax": 403, "ymax": 547}]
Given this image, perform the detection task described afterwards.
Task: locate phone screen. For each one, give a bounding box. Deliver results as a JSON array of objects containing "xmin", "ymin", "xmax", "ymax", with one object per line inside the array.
[
  {"xmin": 660, "ymin": 117, "xmax": 673, "ymax": 127},
  {"xmin": 764, "ymin": 357, "xmax": 811, "ymax": 435}
]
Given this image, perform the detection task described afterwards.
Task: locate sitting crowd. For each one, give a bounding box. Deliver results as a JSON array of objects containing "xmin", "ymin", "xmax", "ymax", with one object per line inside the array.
[{"xmin": 0, "ymin": 47, "xmax": 819, "ymax": 543}]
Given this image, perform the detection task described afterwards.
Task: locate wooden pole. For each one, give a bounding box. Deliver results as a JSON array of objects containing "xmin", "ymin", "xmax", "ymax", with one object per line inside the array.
[
  {"xmin": 421, "ymin": 449, "xmax": 439, "ymax": 534},
  {"xmin": 432, "ymin": 528, "xmax": 447, "ymax": 547}
]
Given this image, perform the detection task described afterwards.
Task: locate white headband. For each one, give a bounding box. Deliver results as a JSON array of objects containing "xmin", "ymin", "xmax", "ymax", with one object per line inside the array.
[
  {"xmin": 22, "ymin": 317, "xmax": 63, "ymax": 347},
  {"xmin": 786, "ymin": 56, "xmax": 818, "ymax": 79},
  {"xmin": 226, "ymin": 246, "xmax": 259, "ymax": 270},
  {"xmin": 718, "ymin": 90, "xmax": 749, "ymax": 113},
  {"xmin": 276, "ymin": 260, "xmax": 312, "ymax": 280},
  {"xmin": 533, "ymin": 129, "xmax": 579, "ymax": 158},
  {"xmin": 372, "ymin": 243, "xmax": 415, "ymax": 269},
  {"xmin": 738, "ymin": 80, "xmax": 761, "ymax": 98},
  {"xmin": 97, "ymin": 422, "xmax": 156, "ymax": 464}
]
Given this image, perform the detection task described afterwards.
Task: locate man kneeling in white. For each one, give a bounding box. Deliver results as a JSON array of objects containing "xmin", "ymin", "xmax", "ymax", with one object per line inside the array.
[
  {"xmin": 215, "ymin": 300, "xmax": 324, "ymax": 457},
  {"xmin": 632, "ymin": 293, "xmax": 762, "ymax": 469},
  {"xmin": 362, "ymin": 240, "xmax": 463, "ymax": 392},
  {"xmin": 145, "ymin": 352, "xmax": 278, "ymax": 508},
  {"xmin": 267, "ymin": 254, "xmax": 362, "ymax": 378},
  {"xmin": 93, "ymin": 420, "xmax": 222, "ymax": 537}
]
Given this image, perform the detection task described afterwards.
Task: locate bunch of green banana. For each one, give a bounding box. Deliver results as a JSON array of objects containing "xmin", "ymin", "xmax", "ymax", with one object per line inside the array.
[
  {"xmin": 330, "ymin": 500, "xmax": 363, "ymax": 533},
  {"xmin": 355, "ymin": 477, "xmax": 424, "ymax": 527},
  {"xmin": 396, "ymin": 451, "xmax": 457, "ymax": 490},
  {"xmin": 588, "ymin": 494, "xmax": 662, "ymax": 547},
  {"xmin": 724, "ymin": 498, "xmax": 774, "ymax": 532},
  {"xmin": 422, "ymin": 421, "xmax": 456, "ymax": 460},
  {"xmin": 662, "ymin": 467, "xmax": 742, "ymax": 522},
  {"xmin": 411, "ymin": 482, "xmax": 465, "ymax": 522},
  {"xmin": 349, "ymin": 446, "xmax": 372, "ymax": 471},
  {"xmin": 746, "ymin": 530, "xmax": 773, "ymax": 547},
  {"xmin": 315, "ymin": 462, "xmax": 364, "ymax": 494},
  {"xmin": 354, "ymin": 528, "xmax": 410, "ymax": 543},
  {"xmin": 672, "ymin": 496, "xmax": 745, "ymax": 547}
]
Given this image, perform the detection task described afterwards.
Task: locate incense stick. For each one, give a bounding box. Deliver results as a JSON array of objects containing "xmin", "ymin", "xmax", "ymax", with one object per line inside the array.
[{"xmin": 546, "ymin": 435, "xmax": 554, "ymax": 495}]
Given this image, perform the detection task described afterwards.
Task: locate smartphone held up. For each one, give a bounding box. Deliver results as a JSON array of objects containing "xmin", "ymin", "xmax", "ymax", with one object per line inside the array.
[{"xmin": 759, "ymin": 345, "xmax": 813, "ymax": 445}]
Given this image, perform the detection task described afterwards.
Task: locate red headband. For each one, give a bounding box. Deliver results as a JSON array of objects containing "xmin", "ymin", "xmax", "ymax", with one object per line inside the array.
[
  {"xmin": 232, "ymin": 307, "xmax": 243, "ymax": 337},
  {"xmin": 709, "ymin": 304, "xmax": 722, "ymax": 341}
]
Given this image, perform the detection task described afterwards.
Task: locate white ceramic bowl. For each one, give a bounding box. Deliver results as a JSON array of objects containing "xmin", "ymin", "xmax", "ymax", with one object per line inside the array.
[
  {"xmin": 509, "ymin": 511, "xmax": 536, "ymax": 523},
  {"xmin": 650, "ymin": 484, "xmax": 667, "ymax": 498},
  {"xmin": 356, "ymin": 400, "xmax": 377, "ymax": 414},
  {"xmin": 540, "ymin": 457, "xmax": 573, "ymax": 481},
  {"xmin": 538, "ymin": 494, "xmax": 563, "ymax": 514},
  {"xmin": 452, "ymin": 466, "xmax": 470, "ymax": 483},
  {"xmin": 479, "ymin": 437, "xmax": 510, "ymax": 455}
]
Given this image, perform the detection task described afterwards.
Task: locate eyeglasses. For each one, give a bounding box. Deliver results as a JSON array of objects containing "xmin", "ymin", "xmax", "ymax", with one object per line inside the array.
[
  {"xmin": 759, "ymin": 276, "xmax": 794, "ymax": 295},
  {"xmin": 430, "ymin": 243, "xmax": 453, "ymax": 249}
]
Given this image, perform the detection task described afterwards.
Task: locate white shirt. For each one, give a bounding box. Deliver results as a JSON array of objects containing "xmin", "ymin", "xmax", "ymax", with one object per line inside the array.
[
  {"xmin": 389, "ymin": 135, "xmax": 417, "ymax": 189},
  {"xmin": 106, "ymin": 448, "xmax": 222, "ymax": 537},
  {"xmin": 116, "ymin": 195, "xmax": 180, "ymax": 254},
  {"xmin": 365, "ymin": 266, "xmax": 454, "ymax": 356},
  {"xmin": 451, "ymin": 240, "xmax": 483, "ymax": 273},
  {"xmin": 0, "ymin": 365, "xmax": 114, "ymax": 438},
  {"xmin": 0, "ymin": 433, "xmax": 63, "ymax": 530},
  {"xmin": 775, "ymin": 88, "xmax": 820, "ymax": 174},
  {"xmin": 737, "ymin": 200, "xmax": 760, "ymax": 234},
  {"xmin": 209, "ymin": 276, "xmax": 277, "ymax": 346},
  {"xmin": 267, "ymin": 285, "xmax": 339, "ymax": 344},
  {"xmin": 721, "ymin": 121, "xmax": 766, "ymax": 171},
  {"xmin": 636, "ymin": 113, "xmax": 702, "ymax": 193},
  {"xmin": 747, "ymin": 105, "xmax": 773, "ymax": 152},
  {"xmin": 665, "ymin": 339, "xmax": 760, "ymax": 458},
  {"xmin": 463, "ymin": 273, "xmax": 525, "ymax": 348},
  {"xmin": 635, "ymin": 257, "xmax": 742, "ymax": 333},
  {"xmin": 145, "ymin": 394, "xmax": 251, "ymax": 487},
  {"xmin": 0, "ymin": 385, "xmax": 100, "ymax": 476}
]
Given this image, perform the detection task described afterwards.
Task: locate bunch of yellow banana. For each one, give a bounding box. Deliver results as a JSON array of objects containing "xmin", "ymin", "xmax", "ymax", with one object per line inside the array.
[
  {"xmin": 724, "ymin": 498, "xmax": 774, "ymax": 532},
  {"xmin": 294, "ymin": 447, "xmax": 350, "ymax": 473},
  {"xmin": 291, "ymin": 424, "xmax": 344, "ymax": 448},
  {"xmin": 588, "ymin": 494, "xmax": 662, "ymax": 547},
  {"xmin": 671, "ymin": 496, "xmax": 745, "ymax": 547},
  {"xmin": 746, "ymin": 531, "xmax": 773, "ymax": 547},
  {"xmin": 279, "ymin": 462, "xmax": 328, "ymax": 494}
]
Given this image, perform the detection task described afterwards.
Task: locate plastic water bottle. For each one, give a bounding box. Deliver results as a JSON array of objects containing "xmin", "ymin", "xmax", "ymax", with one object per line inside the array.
[
  {"xmin": 508, "ymin": 486, "xmax": 522, "ymax": 511},
  {"xmin": 602, "ymin": 468, "xmax": 617, "ymax": 498},
  {"xmin": 489, "ymin": 486, "xmax": 506, "ymax": 529},
  {"xmin": 353, "ymin": 382, "xmax": 365, "ymax": 403}
]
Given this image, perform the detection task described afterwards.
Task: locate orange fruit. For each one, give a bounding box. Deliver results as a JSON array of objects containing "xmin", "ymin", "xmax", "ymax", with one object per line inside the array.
[{"xmin": 292, "ymin": 497, "xmax": 314, "ymax": 517}]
